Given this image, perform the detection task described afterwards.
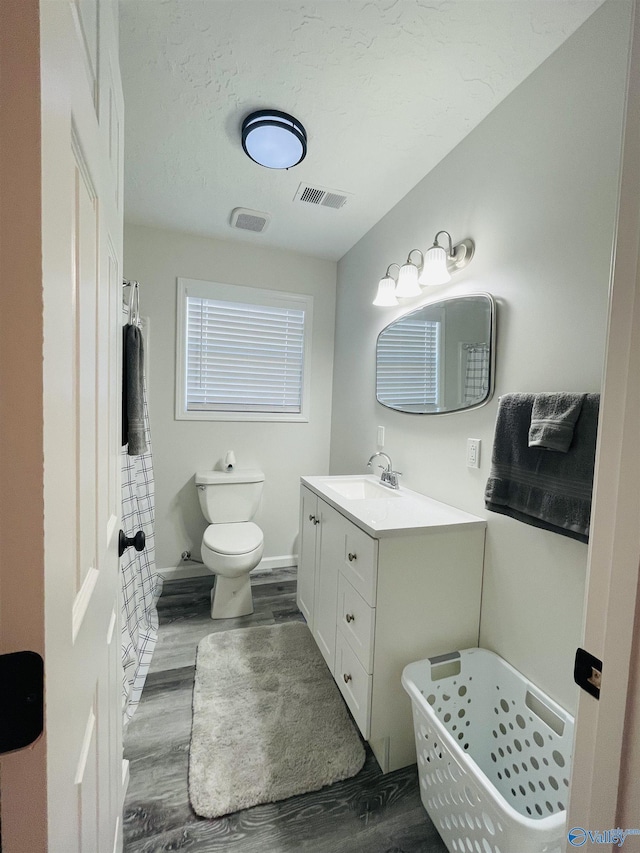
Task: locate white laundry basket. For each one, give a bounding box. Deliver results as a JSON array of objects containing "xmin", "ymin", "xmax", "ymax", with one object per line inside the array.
[{"xmin": 402, "ymin": 648, "xmax": 574, "ymax": 853}]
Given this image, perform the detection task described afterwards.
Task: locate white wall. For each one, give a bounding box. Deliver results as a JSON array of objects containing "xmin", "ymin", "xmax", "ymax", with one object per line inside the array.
[
  {"xmin": 330, "ymin": 0, "xmax": 631, "ymax": 714},
  {"xmin": 124, "ymin": 224, "xmax": 337, "ymax": 572}
]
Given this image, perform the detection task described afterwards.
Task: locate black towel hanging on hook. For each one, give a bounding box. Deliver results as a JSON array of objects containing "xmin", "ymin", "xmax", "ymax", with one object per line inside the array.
[{"xmin": 121, "ymin": 281, "xmax": 148, "ymax": 455}]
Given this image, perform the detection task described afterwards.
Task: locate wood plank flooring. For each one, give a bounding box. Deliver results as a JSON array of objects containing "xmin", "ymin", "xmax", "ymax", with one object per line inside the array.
[{"xmin": 122, "ymin": 571, "xmax": 447, "ymax": 853}]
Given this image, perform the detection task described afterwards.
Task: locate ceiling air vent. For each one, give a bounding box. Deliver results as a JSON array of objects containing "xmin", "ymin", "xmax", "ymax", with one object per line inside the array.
[
  {"xmin": 230, "ymin": 207, "xmax": 271, "ymax": 233},
  {"xmin": 294, "ymin": 183, "xmax": 351, "ymax": 210}
]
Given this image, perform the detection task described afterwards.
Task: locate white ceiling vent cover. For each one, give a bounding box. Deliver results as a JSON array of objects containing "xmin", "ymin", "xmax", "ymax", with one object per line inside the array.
[
  {"xmin": 294, "ymin": 183, "xmax": 351, "ymax": 210},
  {"xmin": 230, "ymin": 208, "xmax": 271, "ymax": 233}
]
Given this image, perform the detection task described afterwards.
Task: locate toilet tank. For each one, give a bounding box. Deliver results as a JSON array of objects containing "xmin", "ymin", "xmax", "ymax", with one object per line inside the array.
[{"xmin": 195, "ymin": 469, "xmax": 264, "ymax": 523}]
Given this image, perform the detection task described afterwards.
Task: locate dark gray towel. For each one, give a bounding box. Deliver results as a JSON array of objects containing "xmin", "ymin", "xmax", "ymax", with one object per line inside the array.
[
  {"xmin": 122, "ymin": 323, "xmax": 148, "ymax": 456},
  {"xmin": 485, "ymin": 393, "xmax": 600, "ymax": 543},
  {"xmin": 528, "ymin": 393, "xmax": 586, "ymax": 452}
]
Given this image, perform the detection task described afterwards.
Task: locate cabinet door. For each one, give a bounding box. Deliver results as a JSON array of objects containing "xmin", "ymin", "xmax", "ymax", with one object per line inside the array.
[
  {"xmin": 312, "ymin": 501, "xmax": 345, "ymax": 672},
  {"xmin": 296, "ymin": 486, "xmax": 318, "ymax": 627}
]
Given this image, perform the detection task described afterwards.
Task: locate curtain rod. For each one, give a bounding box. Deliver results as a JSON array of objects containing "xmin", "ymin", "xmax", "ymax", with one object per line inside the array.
[{"xmin": 123, "ymin": 279, "xmax": 139, "ymax": 287}]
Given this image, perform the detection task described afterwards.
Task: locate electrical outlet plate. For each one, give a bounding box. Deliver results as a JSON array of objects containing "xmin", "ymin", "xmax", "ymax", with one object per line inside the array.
[{"xmin": 467, "ymin": 438, "xmax": 481, "ymax": 469}]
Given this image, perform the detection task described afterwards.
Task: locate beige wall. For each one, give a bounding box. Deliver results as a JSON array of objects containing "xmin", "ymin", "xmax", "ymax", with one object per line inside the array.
[
  {"xmin": 0, "ymin": 1, "xmax": 48, "ymax": 850},
  {"xmin": 330, "ymin": 0, "xmax": 631, "ymax": 714},
  {"xmin": 124, "ymin": 224, "xmax": 337, "ymax": 572}
]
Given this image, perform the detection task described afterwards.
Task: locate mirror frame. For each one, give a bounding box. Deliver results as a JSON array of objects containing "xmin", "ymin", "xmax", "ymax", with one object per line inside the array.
[{"xmin": 375, "ymin": 291, "xmax": 496, "ymax": 415}]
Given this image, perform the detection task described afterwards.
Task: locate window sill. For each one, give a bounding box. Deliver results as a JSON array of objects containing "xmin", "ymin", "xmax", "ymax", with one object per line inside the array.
[{"xmin": 175, "ymin": 410, "xmax": 310, "ymax": 423}]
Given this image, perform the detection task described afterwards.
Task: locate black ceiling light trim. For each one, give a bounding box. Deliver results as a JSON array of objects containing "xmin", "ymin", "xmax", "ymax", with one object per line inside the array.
[{"xmin": 241, "ymin": 109, "xmax": 307, "ymax": 170}]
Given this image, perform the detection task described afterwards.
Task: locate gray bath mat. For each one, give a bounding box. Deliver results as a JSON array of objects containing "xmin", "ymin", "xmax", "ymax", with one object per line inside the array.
[{"xmin": 188, "ymin": 621, "xmax": 366, "ymax": 818}]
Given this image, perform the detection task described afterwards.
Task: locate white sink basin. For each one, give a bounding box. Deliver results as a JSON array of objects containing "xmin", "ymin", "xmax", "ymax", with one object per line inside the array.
[
  {"xmin": 322, "ymin": 476, "xmax": 401, "ymax": 500},
  {"xmin": 301, "ymin": 474, "xmax": 486, "ymax": 538}
]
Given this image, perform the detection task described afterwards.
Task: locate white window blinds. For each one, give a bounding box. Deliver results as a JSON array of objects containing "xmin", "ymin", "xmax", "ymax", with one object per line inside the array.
[
  {"xmin": 376, "ymin": 319, "xmax": 441, "ymax": 410},
  {"xmin": 186, "ymin": 296, "xmax": 306, "ymax": 413}
]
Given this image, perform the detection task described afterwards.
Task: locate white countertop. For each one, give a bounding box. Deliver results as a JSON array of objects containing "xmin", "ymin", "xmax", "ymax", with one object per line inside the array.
[{"xmin": 301, "ymin": 475, "xmax": 486, "ymax": 539}]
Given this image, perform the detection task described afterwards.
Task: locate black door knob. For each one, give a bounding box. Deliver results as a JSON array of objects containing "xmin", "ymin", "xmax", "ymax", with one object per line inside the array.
[{"xmin": 119, "ymin": 529, "xmax": 146, "ymax": 558}]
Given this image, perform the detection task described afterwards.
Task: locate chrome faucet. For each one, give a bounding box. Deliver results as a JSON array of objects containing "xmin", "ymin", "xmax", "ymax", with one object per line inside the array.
[{"xmin": 367, "ymin": 452, "xmax": 402, "ymax": 490}]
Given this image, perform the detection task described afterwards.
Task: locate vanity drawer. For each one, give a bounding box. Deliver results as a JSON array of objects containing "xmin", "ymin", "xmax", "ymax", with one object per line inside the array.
[
  {"xmin": 335, "ymin": 631, "xmax": 372, "ymax": 739},
  {"xmin": 341, "ymin": 523, "xmax": 378, "ymax": 606},
  {"xmin": 337, "ymin": 574, "xmax": 375, "ymax": 673}
]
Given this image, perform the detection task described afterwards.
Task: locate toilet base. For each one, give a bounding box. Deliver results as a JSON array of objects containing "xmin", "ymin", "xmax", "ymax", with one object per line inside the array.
[{"xmin": 210, "ymin": 573, "xmax": 254, "ymax": 619}]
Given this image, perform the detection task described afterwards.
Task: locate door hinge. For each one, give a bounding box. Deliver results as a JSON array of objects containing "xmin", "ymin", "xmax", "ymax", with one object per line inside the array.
[
  {"xmin": 574, "ymin": 647, "xmax": 602, "ymax": 700},
  {"xmin": 0, "ymin": 651, "xmax": 44, "ymax": 754}
]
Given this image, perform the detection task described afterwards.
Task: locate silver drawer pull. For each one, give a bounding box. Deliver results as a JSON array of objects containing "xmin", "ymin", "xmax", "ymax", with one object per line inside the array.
[
  {"xmin": 347, "ymin": 552, "xmax": 357, "ymax": 562},
  {"xmin": 309, "ymin": 514, "xmax": 320, "ymax": 525},
  {"xmin": 345, "ymin": 613, "xmax": 355, "ymax": 623},
  {"xmin": 343, "ymin": 673, "xmax": 352, "ymax": 684}
]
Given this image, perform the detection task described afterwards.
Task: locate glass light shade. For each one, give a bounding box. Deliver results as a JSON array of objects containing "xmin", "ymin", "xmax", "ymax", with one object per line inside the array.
[
  {"xmin": 373, "ymin": 276, "xmax": 399, "ymax": 306},
  {"xmin": 419, "ymin": 245, "xmax": 451, "ymax": 286},
  {"xmin": 242, "ymin": 111, "xmax": 307, "ymax": 169},
  {"xmin": 395, "ymin": 262, "xmax": 422, "ymax": 297}
]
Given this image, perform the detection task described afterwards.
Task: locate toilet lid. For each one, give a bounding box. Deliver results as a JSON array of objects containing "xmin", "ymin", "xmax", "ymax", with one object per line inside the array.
[{"xmin": 203, "ymin": 522, "xmax": 263, "ymax": 556}]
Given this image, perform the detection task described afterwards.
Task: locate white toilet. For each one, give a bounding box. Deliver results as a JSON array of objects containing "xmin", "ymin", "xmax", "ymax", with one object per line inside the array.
[{"xmin": 195, "ymin": 469, "xmax": 265, "ymax": 619}]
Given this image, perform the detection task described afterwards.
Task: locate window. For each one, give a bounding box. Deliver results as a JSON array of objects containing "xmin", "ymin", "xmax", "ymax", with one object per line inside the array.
[
  {"xmin": 376, "ymin": 317, "xmax": 441, "ymax": 411},
  {"xmin": 176, "ymin": 278, "xmax": 313, "ymax": 422}
]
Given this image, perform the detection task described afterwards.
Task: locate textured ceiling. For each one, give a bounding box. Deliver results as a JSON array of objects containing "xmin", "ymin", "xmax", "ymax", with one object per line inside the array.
[{"xmin": 120, "ymin": 1, "xmax": 603, "ymax": 260}]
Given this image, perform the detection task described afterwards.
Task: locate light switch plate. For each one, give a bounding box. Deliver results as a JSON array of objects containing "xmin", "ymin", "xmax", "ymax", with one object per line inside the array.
[{"xmin": 377, "ymin": 426, "xmax": 385, "ymax": 447}]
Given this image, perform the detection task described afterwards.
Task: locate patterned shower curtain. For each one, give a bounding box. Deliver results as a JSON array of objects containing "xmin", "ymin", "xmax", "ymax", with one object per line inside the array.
[
  {"xmin": 462, "ymin": 343, "xmax": 490, "ymax": 405},
  {"xmin": 120, "ymin": 320, "xmax": 162, "ymax": 724}
]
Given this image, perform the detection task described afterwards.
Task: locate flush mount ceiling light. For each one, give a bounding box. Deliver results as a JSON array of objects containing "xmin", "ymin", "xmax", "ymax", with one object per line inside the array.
[
  {"xmin": 419, "ymin": 231, "xmax": 475, "ymax": 287},
  {"xmin": 241, "ymin": 110, "xmax": 307, "ymax": 170},
  {"xmin": 373, "ymin": 264, "xmax": 400, "ymax": 306}
]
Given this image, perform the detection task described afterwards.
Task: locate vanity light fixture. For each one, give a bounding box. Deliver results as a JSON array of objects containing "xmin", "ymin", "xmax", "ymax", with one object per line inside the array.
[
  {"xmin": 241, "ymin": 110, "xmax": 307, "ymax": 170},
  {"xmin": 373, "ymin": 232, "xmax": 475, "ymax": 306},
  {"xmin": 373, "ymin": 264, "xmax": 400, "ymax": 306},
  {"xmin": 419, "ymin": 231, "xmax": 475, "ymax": 287},
  {"xmin": 395, "ymin": 249, "xmax": 424, "ymax": 298}
]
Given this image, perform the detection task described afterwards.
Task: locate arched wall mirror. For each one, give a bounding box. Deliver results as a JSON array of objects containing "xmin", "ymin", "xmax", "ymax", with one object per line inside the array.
[{"xmin": 376, "ymin": 292, "xmax": 496, "ymax": 414}]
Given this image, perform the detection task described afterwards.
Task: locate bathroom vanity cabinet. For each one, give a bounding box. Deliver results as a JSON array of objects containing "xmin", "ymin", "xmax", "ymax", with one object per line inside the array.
[{"xmin": 297, "ymin": 477, "xmax": 486, "ymax": 773}]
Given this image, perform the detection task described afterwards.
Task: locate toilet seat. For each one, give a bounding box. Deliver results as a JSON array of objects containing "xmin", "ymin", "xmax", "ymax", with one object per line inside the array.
[{"xmin": 203, "ymin": 521, "xmax": 263, "ymax": 556}]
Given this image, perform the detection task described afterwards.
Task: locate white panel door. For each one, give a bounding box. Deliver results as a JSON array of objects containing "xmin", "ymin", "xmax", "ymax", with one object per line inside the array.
[
  {"xmin": 38, "ymin": 1, "xmax": 123, "ymax": 850},
  {"xmin": 567, "ymin": 1, "xmax": 640, "ymax": 838}
]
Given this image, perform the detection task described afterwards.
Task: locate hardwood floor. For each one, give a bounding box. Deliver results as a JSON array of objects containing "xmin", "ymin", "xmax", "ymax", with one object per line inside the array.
[{"xmin": 122, "ymin": 571, "xmax": 447, "ymax": 852}]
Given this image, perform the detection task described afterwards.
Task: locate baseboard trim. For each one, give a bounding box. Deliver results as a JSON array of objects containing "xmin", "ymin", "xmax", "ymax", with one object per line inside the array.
[
  {"xmin": 158, "ymin": 563, "xmax": 211, "ymax": 581},
  {"xmin": 158, "ymin": 554, "xmax": 297, "ymax": 581},
  {"xmin": 255, "ymin": 554, "xmax": 297, "ymax": 573}
]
